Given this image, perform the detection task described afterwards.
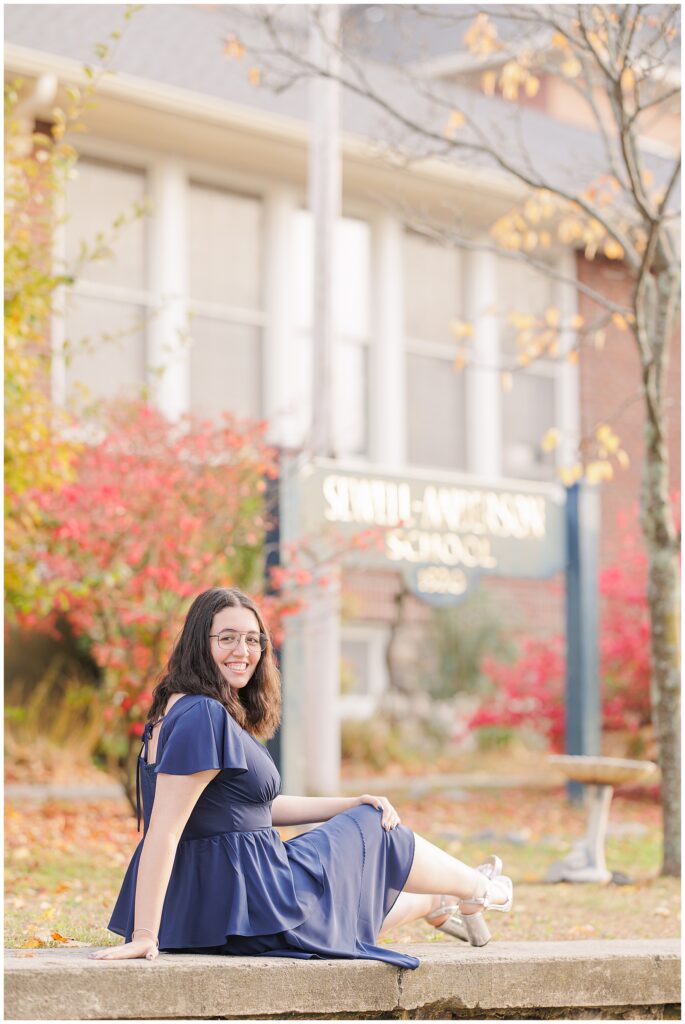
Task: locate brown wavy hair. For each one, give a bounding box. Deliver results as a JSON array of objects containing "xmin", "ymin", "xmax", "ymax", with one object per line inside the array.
[{"xmin": 147, "ymin": 587, "xmax": 281, "ymax": 739}]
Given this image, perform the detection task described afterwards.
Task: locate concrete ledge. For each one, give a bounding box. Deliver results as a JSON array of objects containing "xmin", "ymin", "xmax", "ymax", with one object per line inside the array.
[{"xmin": 5, "ymin": 940, "xmax": 680, "ymax": 1020}]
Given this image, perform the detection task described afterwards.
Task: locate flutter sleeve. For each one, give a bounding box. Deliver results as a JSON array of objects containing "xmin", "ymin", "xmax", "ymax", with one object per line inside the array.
[{"xmin": 154, "ymin": 698, "xmax": 249, "ymax": 777}]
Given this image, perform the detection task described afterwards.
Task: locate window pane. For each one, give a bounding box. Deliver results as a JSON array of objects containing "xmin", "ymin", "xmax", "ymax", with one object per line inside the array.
[
  {"xmin": 333, "ymin": 343, "xmax": 367, "ymax": 456},
  {"xmin": 188, "ymin": 184, "xmax": 262, "ymax": 308},
  {"xmin": 63, "ymin": 295, "xmax": 146, "ymax": 405},
  {"xmin": 341, "ymin": 639, "xmax": 371, "ymax": 696},
  {"xmin": 407, "ymin": 353, "xmax": 466, "ymax": 470},
  {"xmin": 65, "ymin": 158, "xmax": 147, "ymax": 290},
  {"xmin": 497, "ymin": 256, "xmax": 556, "ymax": 359},
  {"xmin": 404, "ymin": 230, "xmax": 462, "ymax": 344},
  {"xmin": 502, "ymin": 373, "xmax": 556, "ymax": 480},
  {"xmin": 189, "ymin": 317, "xmax": 262, "ymax": 420}
]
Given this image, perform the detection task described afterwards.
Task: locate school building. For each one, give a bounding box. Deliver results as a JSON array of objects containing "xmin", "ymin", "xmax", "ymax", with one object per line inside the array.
[{"xmin": 6, "ymin": 5, "xmax": 680, "ymax": 790}]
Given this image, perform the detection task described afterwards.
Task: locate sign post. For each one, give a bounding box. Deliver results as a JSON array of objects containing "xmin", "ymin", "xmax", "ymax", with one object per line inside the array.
[{"xmin": 564, "ymin": 482, "xmax": 601, "ymax": 804}]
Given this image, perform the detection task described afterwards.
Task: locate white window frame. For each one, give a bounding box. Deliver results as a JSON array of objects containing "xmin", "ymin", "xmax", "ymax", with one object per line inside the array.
[
  {"xmin": 403, "ymin": 227, "xmax": 469, "ymax": 472},
  {"xmin": 399, "ymin": 221, "xmax": 580, "ymax": 482},
  {"xmin": 51, "ymin": 136, "xmax": 579, "ymax": 474},
  {"xmin": 339, "ymin": 623, "xmax": 391, "ymax": 720},
  {"xmin": 495, "ymin": 247, "xmax": 580, "ymax": 483},
  {"xmin": 500, "ymin": 358, "xmax": 559, "ymax": 482},
  {"xmin": 186, "ymin": 177, "xmax": 267, "ymax": 421},
  {"xmin": 51, "ymin": 147, "xmax": 155, "ymax": 408},
  {"xmin": 51, "ymin": 136, "xmax": 274, "ymax": 425},
  {"xmin": 293, "ymin": 203, "xmax": 373, "ymax": 459}
]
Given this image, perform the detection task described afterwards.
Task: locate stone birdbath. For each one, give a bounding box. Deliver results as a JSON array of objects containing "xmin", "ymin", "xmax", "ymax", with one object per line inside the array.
[{"xmin": 544, "ymin": 755, "xmax": 659, "ymax": 884}]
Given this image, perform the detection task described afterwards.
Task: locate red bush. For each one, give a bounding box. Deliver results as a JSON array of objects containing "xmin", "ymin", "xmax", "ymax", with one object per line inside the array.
[{"xmin": 465, "ymin": 498, "xmax": 680, "ymax": 751}]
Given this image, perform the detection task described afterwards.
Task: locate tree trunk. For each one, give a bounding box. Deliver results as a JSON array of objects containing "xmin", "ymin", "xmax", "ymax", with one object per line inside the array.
[{"xmin": 640, "ymin": 353, "xmax": 681, "ymax": 876}]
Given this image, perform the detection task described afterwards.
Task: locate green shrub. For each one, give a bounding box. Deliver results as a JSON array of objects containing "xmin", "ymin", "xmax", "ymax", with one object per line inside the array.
[{"xmin": 426, "ymin": 593, "xmax": 514, "ymax": 699}]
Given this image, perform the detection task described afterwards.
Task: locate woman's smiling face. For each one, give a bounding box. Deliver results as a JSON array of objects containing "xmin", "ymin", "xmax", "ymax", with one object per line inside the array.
[{"xmin": 209, "ymin": 605, "xmax": 262, "ymax": 691}]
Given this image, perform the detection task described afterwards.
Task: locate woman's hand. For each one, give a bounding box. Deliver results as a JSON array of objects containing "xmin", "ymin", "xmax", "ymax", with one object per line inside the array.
[
  {"xmin": 88, "ymin": 937, "xmax": 159, "ymax": 961},
  {"xmin": 358, "ymin": 793, "xmax": 402, "ymax": 831}
]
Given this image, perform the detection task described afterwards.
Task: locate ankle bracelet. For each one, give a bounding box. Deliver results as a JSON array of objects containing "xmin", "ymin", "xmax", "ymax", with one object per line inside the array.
[{"xmin": 133, "ymin": 927, "xmax": 159, "ymax": 948}]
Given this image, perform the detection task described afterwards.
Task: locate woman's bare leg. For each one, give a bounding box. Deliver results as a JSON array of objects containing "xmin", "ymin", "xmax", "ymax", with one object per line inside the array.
[
  {"xmin": 404, "ymin": 833, "xmax": 491, "ymax": 904},
  {"xmin": 378, "ymin": 892, "xmax": 435, "ymax": 938},
  {"xmin": 379, "ymin": 832, "xmax": 509, "ymax": 938}
]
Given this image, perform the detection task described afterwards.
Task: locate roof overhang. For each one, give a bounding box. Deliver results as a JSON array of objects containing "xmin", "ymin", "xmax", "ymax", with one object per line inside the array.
[{"xmin": 5, "ymin": 41, "xmax": 526, "ymax": 226}]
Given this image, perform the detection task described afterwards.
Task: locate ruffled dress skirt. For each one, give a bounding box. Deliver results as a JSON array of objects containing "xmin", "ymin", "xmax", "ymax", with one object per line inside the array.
[{"xmin": 165, "ymin": 806, "xmax": 416, "ymax": 967}]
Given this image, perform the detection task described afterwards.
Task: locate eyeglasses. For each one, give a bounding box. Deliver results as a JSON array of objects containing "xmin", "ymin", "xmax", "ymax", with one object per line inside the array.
[{"xmin": 209, "ymin": 630, "xmax": 268, "ymax": 652}]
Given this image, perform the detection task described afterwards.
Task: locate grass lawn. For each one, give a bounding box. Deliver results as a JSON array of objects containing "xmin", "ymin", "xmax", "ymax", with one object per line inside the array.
[{"xmin": 5, "ymin": 785, "xmax": 679, "ymax": 950}]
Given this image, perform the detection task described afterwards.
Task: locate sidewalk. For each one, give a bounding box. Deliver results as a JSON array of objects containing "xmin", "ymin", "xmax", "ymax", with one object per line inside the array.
[
  {"xmin": 5, "ymin": 783, "xmax": 125, "ymax": 803},
  {"xmin": 339, "ymin": 769, "xmax": 565, "ymax": 798},
  {"xmin": 5, "ymin": 769, "xmax": 563, "ymax": 804}
]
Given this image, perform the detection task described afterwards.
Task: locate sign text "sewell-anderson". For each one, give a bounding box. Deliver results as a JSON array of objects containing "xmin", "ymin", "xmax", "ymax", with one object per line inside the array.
[{"xmin": 323, "ymin": 475, "xmax": 547, "ymax": 570}]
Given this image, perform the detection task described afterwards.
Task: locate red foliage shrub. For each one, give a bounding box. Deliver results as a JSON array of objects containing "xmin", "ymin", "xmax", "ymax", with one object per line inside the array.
[
  {"xmin": 466, "ymin": 498, "xmax": 680, "ymax": 752},
  {"xmin": 19, "ymin": 402, "xmax": 282, "ymax": 755}
]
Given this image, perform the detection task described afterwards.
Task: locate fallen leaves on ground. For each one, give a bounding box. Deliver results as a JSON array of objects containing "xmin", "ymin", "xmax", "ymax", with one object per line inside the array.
[
  {"xmin": 5, "ymin": 785, "xmax": 678, "ymax": 949},
  {"xmin": 5, "ymin": 798, "xmax": 137, "ymax": 949},
  {"xmin": 5, "ymin": 736, "xmax": 116, "ymax": 786}
]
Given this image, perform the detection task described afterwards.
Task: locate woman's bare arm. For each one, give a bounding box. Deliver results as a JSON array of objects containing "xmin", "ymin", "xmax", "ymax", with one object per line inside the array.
[
  {"xmin": 134, "ymin": 770, "xmax": 220, "ymax": 932},
  {"xmin": 90, "ymin": 768, "xmax": 219, "ymax": 959},
  {"xmin": 272, "ymin": 793, "xmax": 403, "ymax": 831},
  {"xmin": 271, "ymin": 794, "xmax": 361, "ymax": 826}
]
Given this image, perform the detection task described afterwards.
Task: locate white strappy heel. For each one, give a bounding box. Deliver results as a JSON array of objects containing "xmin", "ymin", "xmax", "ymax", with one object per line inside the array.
[
  {"xmin": 458, "ymin": 854, "xmax": 513, "ymax": 946},
  {"xmin": 425, "ymin": 854, "xmax": 513, "ymax": 947}
]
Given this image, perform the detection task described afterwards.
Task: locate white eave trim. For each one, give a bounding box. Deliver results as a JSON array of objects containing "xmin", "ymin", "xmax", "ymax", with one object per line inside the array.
[
  {"xmin": 4, "ymin": 41, "xmax": 524, "ymax": 201},
  {"xmin": 5, "ymin": 42, "xmax": 311, "ymax": 143}
]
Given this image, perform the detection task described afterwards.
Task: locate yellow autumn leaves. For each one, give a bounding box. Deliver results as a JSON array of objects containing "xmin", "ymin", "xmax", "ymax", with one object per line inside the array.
[
  {"xmin": 448, "ymin": 299, "xmax": 632, "ymax": 488},
  {"xmin": 223, "ymin": 32, "xmax": 260, "ymax": 88},
  {"xmin": 556, "ymin": 423, "xmax": 630, "ymax": 487},
  {"xmin": 451, "ymin": 306, "xmax": 594, "ymax": 375},
  {"xmin": 462, "ymin": 14, "xmax": 541, "ymax": 101},
  {"xmin": 491, "ymin": 188, "xmax": 630, "ymax": 264},
  {"xmin": 461, "ymin": 12, "xmax": 615, "ymax": 98}
]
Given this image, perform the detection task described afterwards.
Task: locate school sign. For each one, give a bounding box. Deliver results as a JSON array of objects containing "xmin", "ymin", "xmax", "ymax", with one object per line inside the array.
[{"xmin": 296, "ymin": 460, "xmax": 566, "ymax": 604}]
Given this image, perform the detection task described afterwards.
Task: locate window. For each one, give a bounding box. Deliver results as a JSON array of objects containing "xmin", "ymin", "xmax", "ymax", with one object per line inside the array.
[
  {"xmin": 187, "ymin": 182, "xmax": 264, "ymax": 420},
  {"xmin": 188, "ymin": 319, "xmax": 262, "ymax": 420},
  {"xmin": 406, "ymin": 352, "xmax": 466, "ymax": 469},
  {"xmin": 295, "ymin": 211, "xmax": 371, "ymax": 456},
  {"xmin": 497, "ymin": 255, "xmax": 556, "ymax": 360},
  {"xmin": 404, "ymin": 229, "xmax": 466, "ymax": 470},
  {"xmin": 63, "ymin": 295, "xmax": 146, "ymax": 405},
  {"xmin": 62, "ymin": 157, "xmax": 149, "ymax": 407},
  {"xmin": 404, "ymin": 230, "xmax": 462, "ymax": 346},
  {"xmin": 339, "ymin": 626, "xmax": 390, "ymax": 720},
  {"xmin": 501, "ymin": 372, "xmax": 556, "ymax": 479},
  {"xmin": 497, "ymin": 255, "xmax": 559, "ymax": 481}
]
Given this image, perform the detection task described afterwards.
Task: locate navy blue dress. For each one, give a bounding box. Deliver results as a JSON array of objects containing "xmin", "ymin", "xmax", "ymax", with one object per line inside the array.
[{"xmin": 108, "ymin": 694, "xmax": 419, "ymax": 969}]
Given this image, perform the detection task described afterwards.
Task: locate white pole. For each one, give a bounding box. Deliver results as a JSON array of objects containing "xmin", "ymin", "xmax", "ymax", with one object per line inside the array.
[
  {"xmin": 309, "ymin": 4, "xmax": 341, "ymax": 456},
  {"xmin": 304, "ymin": 4, "xmax": 341, "ymax": 794}
]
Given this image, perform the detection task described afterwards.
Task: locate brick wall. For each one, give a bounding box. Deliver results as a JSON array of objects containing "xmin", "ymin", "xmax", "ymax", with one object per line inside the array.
[{"xmin": 576, "ymin": 252, "xmax": 681, "ymax": 567}]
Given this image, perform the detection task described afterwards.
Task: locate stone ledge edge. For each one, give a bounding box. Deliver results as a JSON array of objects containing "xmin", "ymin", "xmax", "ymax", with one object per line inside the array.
[{"xmin": 4, "ymin": 940, "xmax": 681, "ymax": 1021}]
